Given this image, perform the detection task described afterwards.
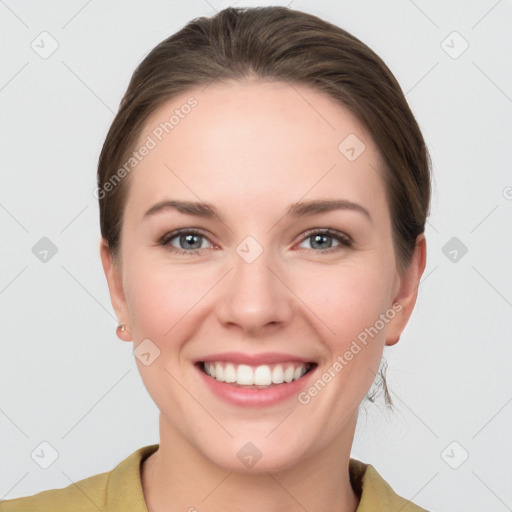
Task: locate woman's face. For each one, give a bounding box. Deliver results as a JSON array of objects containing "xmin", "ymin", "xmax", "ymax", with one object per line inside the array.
[{"xmin": 102, "ymin": 80, "xmax": 424, "ymax": 472}]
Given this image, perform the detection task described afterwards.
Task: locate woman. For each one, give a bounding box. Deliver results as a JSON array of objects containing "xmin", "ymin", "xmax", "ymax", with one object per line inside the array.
[{"xmin": 1, "ymin": 6, "xmax": 430, "ymax": 511}]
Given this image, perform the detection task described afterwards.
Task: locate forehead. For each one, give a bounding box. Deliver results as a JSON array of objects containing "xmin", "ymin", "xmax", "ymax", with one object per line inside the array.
[{"xmin": 124, "ymin": 80, "xmax": 387, "ymax": 221}]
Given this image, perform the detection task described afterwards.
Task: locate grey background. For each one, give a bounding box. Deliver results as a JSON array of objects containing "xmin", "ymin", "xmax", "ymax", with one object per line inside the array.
[{"xmin": 1, "ymin": 1, "xmax": 511, "ymax": 510}]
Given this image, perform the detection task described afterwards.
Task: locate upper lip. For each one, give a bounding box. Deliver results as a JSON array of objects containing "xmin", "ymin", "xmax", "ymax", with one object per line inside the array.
[{"xmin": 197, "ymin": 352, "xmax": 315, "ymax": 365}]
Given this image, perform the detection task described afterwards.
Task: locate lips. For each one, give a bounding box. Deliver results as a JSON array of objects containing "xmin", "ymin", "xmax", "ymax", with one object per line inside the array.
[{"xmin": 195, "ymin": 352, "xmax": 318, "ymax": 407}]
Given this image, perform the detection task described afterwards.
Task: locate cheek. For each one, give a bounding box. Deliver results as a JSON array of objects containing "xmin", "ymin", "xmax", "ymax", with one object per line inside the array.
[
  {"xmin": 122, "ymin": 257, "xmax": 206, "ymax": 415},
  {"xmin": 294, "ymin": 262, "xmax": 393, "ymax": 341},
  {"xmin": 290, "ymin": 264, "xmax": 394, "ymax": 436},
  {"xmin": 292, "ymin": 261, "xmax": 394, "ymax": 403},
  {"xmin": 124, "ymin": 255, "xmax": 207, "ymax": 340}
]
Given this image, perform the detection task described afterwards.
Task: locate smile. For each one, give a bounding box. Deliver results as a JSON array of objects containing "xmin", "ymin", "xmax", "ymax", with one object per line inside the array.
[{"xmin": 199, "ymin": 361, "xmax": 316, "ymax": 387}]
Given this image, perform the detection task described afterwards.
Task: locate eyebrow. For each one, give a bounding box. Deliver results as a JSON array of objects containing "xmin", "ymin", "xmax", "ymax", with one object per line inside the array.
[{"xmin": 142, "ymin": 198, "xmax": 372, "ymax": 223}]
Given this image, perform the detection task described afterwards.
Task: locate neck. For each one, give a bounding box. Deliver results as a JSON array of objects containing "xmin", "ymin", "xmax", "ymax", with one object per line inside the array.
[{"xmin": 142, "ymin": 413, "xmax": 360, "ymax": 512}]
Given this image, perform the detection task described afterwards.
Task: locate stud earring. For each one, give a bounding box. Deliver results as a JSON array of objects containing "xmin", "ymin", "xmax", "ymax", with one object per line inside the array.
[{"xmin": 117, "ymin": 324, "xmax": 126, "ymax": 334}]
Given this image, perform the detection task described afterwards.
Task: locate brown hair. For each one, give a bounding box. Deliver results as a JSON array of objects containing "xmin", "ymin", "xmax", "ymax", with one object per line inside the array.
[{"xmin": 97, "ymin": 5, "xmax": 431, "ymax": 275}]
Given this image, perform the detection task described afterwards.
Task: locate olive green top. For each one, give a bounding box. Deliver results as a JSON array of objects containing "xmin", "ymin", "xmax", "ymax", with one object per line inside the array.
[{"xmin": 0, "ymin": 444, "xmax": 428, "ymax": 511}]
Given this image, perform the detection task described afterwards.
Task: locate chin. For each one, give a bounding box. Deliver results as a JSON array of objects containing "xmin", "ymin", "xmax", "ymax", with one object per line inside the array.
[{"xmin": 209, "ymin": 446, "xmax": 303, "ymax": 474}]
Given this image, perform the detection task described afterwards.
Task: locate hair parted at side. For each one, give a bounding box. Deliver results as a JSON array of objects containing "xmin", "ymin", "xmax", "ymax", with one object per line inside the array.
[{"xmin": 97, "ymin": 5, "xmax": 431, "ymax": 274}]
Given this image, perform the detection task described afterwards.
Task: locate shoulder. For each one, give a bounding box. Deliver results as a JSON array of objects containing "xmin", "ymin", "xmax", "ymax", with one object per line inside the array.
[
  {"xmin": 0, "ymin": 444, "xmax": 159, "ymax": 512},
  {"xmin": 0, "ymin": 471, "xmax": 110, "ymax": 512},
  {"xmin": 349, "ymin": 458, "xmax": 430, "ymax": 512}
]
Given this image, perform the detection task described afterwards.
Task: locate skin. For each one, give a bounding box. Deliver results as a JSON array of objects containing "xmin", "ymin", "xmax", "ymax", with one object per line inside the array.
[{"xmin": 100, "ymin": 79, "xmax": 426, "ymax": 512}]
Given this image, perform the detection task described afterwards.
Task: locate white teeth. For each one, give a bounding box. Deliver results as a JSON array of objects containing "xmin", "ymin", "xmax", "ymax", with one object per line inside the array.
[
  {"xmin": 254, "ymin": 365, "xmax": 272, "ymax": 386},
  {"xmin": 271, "ymin": 365, "xmax": 284, "ymax": 384},
  {"xmin": 284, "ymin": 365, "xmax": 294, "ymax": 383},
  {"xmin": 293, "ymin": 366, "xmax": 305, "ymax": 380},
  {"xmin": 203, "ymin": 362, "xmax": 311, "ymax": 386},
  {"xmin": 215, "ymin": 362, "xmax": 224, "ymax": 382},
  {"xmin": 237, "ymin": 364, "xmax": 254, "ymax": 385},
  {"xmin": 224, "ymin": 363, "xmax": 237, "ymax": 383}
]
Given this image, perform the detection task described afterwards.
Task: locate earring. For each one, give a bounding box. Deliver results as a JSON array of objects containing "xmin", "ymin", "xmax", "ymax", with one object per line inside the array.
[{"xmin": 117, "ymin": 323, "xmax": 126, "ymax": 334}]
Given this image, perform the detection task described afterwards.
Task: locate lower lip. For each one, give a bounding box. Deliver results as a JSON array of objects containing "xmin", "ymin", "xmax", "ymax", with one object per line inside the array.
[{"xmin": 196, "ymin": 364, "xmax": 317, "ymax": 407}]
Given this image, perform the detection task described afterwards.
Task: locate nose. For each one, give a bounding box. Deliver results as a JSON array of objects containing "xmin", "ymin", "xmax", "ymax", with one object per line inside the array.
[{"xmin": 215, "ymin": 243, "xmax": 295, "ymax": 336}]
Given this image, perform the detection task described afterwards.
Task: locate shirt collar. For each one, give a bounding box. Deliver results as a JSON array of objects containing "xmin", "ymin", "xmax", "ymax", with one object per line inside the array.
[
  {"xmin": 106, "ymin": 443, "xmax": 158, "ymax": 512},
  {"xmin": 105, "ymin": 444, "xmax": 425, "ymax": 511}
]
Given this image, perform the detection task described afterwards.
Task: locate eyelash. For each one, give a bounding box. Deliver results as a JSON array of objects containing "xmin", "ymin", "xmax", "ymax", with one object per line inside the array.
[{"xmin": 158, "ymin": 228, "xmax": 353, "ymax": 256}]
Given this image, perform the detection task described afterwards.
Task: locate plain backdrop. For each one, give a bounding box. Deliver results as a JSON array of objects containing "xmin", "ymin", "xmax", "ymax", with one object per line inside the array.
[{"xmin": 1, "ymin": 1, "xmax": 511, "ymax": 511}]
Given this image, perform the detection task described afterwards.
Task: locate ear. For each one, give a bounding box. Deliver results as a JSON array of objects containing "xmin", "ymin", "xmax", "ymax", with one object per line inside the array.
[
  {"xmin": 385, "ymin": 233, "xmax": 427, "ymax": 346},
  {"xmin": 99, "ymin": 237, "xmax": 132, "ymax": 342}
]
